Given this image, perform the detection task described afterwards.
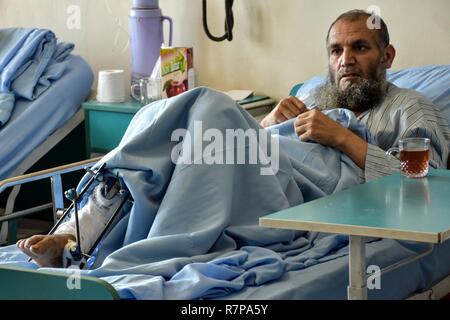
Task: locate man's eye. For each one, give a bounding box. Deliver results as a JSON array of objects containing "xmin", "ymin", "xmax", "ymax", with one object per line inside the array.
[
  {"xmin": 357, "ymin": 45, "xmax": 368, "ymax": 51},
  {"xmin": 331, "ymin": 49, "xmax": 342, "ymax": 55}
]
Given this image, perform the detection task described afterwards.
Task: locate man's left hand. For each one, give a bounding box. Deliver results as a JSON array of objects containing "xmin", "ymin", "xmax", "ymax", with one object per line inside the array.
[
  {"xmin": 294, "ymin": 109, "xmax": 368, "ymax": 169},
  {"xmin": 294, "ymin": 108, "xmax": 346, "ymax": 148}
]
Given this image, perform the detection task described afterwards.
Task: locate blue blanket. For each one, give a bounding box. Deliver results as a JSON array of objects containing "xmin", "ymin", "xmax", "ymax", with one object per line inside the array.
[
  {"xmin": 1, "ymin": 88, "xmax": 368, "ymax": 299},
  {"xmin": 0, "ymin": 28, "xmax": 74, "ymax": 127}
]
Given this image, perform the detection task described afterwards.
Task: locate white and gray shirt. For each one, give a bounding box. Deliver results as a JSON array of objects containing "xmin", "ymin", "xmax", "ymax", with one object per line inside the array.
[
  {"xmin": 356, "ymin": 83, "xmax": 449, "ymax": 181},
  {"xmin": 301, "ymin": 82, "xmax": 449, "ymax": 181}
]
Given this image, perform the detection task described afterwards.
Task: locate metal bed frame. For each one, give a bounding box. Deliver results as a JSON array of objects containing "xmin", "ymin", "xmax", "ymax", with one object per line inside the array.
[
  {"xmin": 1, "ymin": 157, "xmax": 450, "ymax": 300},
  {"xmin": 0, "ymin": 156, "xmax": 121, "ymax": 300},
  {"xmin": 0, "ymin": 157, "xmax": 101, "ymax": 243}
]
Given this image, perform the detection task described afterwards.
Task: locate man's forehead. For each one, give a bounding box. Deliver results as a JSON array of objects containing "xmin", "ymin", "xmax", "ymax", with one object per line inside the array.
[{"xmin": 329, "ymin": 19, "xmax": 378, "ymax": 43}]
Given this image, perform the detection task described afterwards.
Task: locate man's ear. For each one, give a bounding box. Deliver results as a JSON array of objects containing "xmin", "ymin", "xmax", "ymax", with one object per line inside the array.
[{"xmin": 382, "ymin": 44, "xmax": 396, "ymax": 69}]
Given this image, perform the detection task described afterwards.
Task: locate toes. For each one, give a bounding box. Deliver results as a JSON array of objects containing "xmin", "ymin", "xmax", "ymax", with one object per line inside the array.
[
  {"xmin": 17, "ymin": 239, "xmax": 35, "ymax": 256},
  {"xmin": 24, "ymin": 235, "xmax": 46, "ymax": 249},
  {"xmin": 30, "ymin": 235, "xmax": 59, "ymax": 256},
  {"xmin": 16, "ymin": 234, "xmax": 69, "ymax": 267}
]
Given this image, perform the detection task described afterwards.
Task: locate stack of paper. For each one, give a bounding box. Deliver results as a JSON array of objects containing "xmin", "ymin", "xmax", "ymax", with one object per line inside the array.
[{"xmin": 223, "ymin": 90, "xmax": 254, "ymax": 101}]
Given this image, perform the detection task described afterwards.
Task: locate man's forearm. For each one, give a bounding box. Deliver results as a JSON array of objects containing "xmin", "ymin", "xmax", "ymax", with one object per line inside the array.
[{"xmin": 335, "ymin": 129, "xmax": 368, "ymax": 169}]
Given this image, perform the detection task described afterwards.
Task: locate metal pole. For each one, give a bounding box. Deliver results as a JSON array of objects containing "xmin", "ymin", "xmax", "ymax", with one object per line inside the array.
[
  {"xmin": 347, "ymin": 235, "xmax": 368, "ymax": 300},
  {"xmin": 51, "ymin": 174, "xmax": 64, "ymax": 224},
  {"xmin": 47, "ymin": 162, "xmax": 106, "ymax": 235}
]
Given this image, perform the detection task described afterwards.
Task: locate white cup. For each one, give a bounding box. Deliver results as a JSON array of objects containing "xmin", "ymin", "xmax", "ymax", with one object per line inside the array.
[{"xmin": 96, "ymin": 70, "xmax": 126, "ymax": 103}]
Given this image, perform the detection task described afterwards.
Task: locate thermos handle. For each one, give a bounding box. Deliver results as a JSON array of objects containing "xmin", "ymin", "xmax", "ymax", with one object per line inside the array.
[{"xmin": 162, "ymin": 15, "xmax": 173, "ymax": 46}]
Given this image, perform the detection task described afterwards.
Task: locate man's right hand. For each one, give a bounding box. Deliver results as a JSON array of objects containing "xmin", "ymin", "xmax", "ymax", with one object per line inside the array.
[{"xmin": 260, "ymin": 96, "xmax": 308, "ymax": 128}]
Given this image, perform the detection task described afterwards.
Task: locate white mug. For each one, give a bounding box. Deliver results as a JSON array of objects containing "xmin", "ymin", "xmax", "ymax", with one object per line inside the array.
[{"xmin": 131, "ymin": 77, "xmax": 161, "ymax": 105}]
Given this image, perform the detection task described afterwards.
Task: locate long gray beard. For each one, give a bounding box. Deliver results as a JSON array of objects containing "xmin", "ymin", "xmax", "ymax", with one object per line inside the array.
[{"xmin": 313, "ymin": 77, "xmax": 387, "ymax": 113}]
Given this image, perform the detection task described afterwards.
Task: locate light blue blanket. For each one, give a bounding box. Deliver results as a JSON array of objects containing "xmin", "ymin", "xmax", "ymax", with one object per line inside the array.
[
  {"xmin": 0, "ymin": 87, "xmax": 369, "ymax": 299},
  {"xmin": 0, "ymin": 28, "xmax": 74, "ymax": 127},
  {"xmin": 0, "ymin": 54, "xmax": 93, "ymax": 180}
]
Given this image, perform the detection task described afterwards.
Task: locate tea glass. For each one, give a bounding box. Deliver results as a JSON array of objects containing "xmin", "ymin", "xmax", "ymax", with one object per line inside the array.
[{"xmin": 385, "ymin": 138, "xmax": 430, "ymax": 178}]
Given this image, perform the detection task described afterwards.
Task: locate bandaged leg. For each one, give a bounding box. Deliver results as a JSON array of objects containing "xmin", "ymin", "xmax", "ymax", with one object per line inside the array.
[
  {"xmin": 17, "ymin": 180, "xmax": 124, "ymax": 267},
  {"xmin": 54, "ymin": 180, "xmax": 123, "ymax": 254}
]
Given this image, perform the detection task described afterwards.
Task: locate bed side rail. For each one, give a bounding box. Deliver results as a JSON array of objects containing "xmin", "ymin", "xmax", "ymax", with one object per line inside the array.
[
  {"xmin": 0, "ymin": 157, "xmax": 101, "ymax": 226},
  {"xmin": 0, "ymin": 264, "xmax": 119, "ymax": 300}
]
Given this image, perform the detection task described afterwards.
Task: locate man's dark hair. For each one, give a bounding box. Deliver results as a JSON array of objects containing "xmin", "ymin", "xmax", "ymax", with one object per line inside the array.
[{"xmin": 326, "ymin": 9, "xmax": 390, "ymax": 50}]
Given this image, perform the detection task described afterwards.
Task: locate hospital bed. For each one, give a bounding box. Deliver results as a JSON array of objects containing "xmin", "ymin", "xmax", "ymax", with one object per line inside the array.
[
  {"xmin": 0, "ymin": 64, "xmax": 449, "ymax": 300},
  {"xmin": 0, "ymin": 54, "xmax": 94, "ymax": 245}
]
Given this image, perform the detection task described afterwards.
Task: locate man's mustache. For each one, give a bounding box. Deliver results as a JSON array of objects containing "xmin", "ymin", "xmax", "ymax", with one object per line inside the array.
[{"xmin": 338, "ymin": 68, "xmax": 363, "ymax": 79}]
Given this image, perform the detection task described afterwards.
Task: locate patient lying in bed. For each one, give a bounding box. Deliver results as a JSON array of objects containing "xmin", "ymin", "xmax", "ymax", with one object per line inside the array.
[
  {"xmin": 16, "ymin": 87, "xmax": 368, "ymax": 268},
  {"xmin": 6, "ymin": 63, "xmax": 449, "ymax": 298},
  {"xmin": 15, "ymin": 77, "xmax": 449, "ymax": 272}
]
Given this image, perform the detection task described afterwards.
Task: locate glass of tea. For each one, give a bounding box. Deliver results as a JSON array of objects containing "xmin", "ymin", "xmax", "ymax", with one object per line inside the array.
[{"xmin": 386, "ymin": 138, "xmax": 430, "ymax": 178}]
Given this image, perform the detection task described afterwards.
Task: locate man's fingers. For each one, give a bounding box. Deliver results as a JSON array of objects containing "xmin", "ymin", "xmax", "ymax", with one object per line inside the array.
[
  {"xmin": 298, "ymin": 133, "xmax": 310, "ymax": 142},
  {"xmin": 295, "ymin": 124, "xmax": 311, "ymax": 142},
  {"xmin": 288, "ymin": 96, "xmax": 308, "ymax": 113},
  {"xmin": 278, "ymin": 100, "xmax": 305, "ymax": 120},
  {"xmin": 279, "ymin": 97, "xmax": 306, "ymax": 117},
  {"xmin": 275, "ymin": 112, "xmax": 289, "ymax": 123},
  {"xmin": 267, "ymin": 96, "xmax": 308, "ymax": 127},
  {"xmin": 283, "ymin": 100, "xmax": 302, "ymax": 116},
  {"xmin": 279, "ymin": 107, "xmax": 296, "ymax": 120},
  {"xmin": 295, "ymin": 108, "xmax": 320, "ymax": 125},
  {"xmin": 295, "ymin": 112, "xmax": 310, "ymax": 127},
  {"xmin": 295, "ymin": 122, "xmax": 306, "ymax": 135}
]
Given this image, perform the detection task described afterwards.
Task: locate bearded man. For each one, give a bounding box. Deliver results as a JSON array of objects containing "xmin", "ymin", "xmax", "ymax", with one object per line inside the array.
[{"xmin": 261, "ymin": 9, "xmax": 449, "ymax": 181}]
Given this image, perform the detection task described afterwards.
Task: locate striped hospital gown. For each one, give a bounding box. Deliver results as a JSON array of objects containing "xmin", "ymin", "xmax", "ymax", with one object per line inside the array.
[{"xmin": 356, "ymin": 83, "xmax": 450, "ymax": 181}]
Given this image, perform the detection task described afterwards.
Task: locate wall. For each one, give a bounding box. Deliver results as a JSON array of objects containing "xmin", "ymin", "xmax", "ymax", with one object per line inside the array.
[{"xmin": 0, "ymin": 0, "xmax": 449, "ymax": 101}]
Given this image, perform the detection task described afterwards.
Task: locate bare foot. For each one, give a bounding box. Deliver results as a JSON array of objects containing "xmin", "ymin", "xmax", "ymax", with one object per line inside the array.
[{"xmin": 17, "ymin": 233, "xmax": 75, "ymax": 267}]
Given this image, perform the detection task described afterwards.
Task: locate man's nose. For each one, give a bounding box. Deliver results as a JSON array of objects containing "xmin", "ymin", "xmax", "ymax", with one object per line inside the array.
[{"xmin": 339, "ymin": 48, "xmax": 356, "ymax": 67}]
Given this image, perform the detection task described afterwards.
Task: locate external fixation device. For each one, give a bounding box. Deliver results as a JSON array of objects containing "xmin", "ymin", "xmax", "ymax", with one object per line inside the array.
[{"xmin": 28, "ymin": 163, "xmax": 132, "ymax": 269}]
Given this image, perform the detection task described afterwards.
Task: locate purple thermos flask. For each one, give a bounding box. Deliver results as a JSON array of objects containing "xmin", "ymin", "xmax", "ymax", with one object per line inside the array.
[{"xmin": 129, "ymin": 0, "xmax": 173, "ymax": 85}]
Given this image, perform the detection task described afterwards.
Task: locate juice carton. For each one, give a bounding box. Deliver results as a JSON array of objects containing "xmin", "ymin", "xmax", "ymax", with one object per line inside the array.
[{"xmin": 160, "ymin": 47, "xmax": 194, "ymax": 99}]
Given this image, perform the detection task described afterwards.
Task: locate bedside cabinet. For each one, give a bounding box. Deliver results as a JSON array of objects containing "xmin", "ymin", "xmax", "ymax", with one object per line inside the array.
[
  {"xmin": 81, "ymin": 95, "xmax": 275, "ymax": 157},
  {"xmin": 239, "ymin": 96, "xmax": 276, "ymax": 122},
  {"xmin": 82, "ymin": 98, "xmax": 143, "ymax": 156}
]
